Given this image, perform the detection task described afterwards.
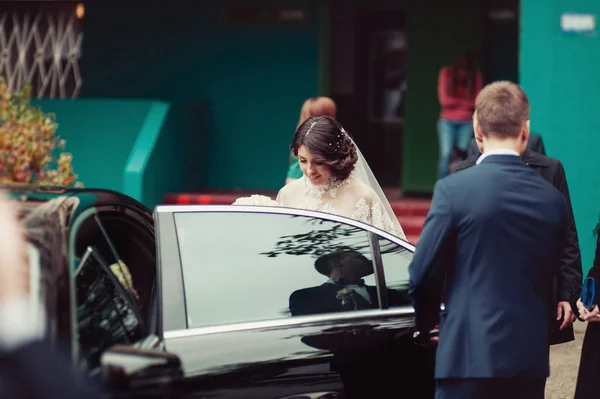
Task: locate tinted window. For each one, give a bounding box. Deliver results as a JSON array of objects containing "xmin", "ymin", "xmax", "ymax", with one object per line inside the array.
[
  {"xmin": 72, "ymin": 213, "xmax": 148, "ymax": 372},
  {"xmin": 378, "ymin": 236, "xmax": 412, "ymax": 307},
  {"xmin": 174, "ymin": 211, "xmax": 412, "ymax": 328},
  {"xmin": 75, "ymin": 246, "xmax": 144, "ymax": 371}
]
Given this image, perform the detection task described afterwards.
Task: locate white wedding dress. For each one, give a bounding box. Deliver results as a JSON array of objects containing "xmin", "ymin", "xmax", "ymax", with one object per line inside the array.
[{"xmin": 276, "ymin": 175, "xmax": 406, "ymax": 240}]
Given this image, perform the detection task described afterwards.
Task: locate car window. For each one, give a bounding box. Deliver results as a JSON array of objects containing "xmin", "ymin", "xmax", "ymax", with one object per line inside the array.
[
  {"xmin": 72, "ymin": 214, "xmax": 147, "ymax": 372},
  {"xmin": 75, "ymin": 246, "xmax": 144, "ymax": 371},
  {"xmin": 377, "ymin": 235, "xmax": 412, "ymax": 307},
  {"xmin": 173, "ymin": 211, "xmax": 412, "ymax": 329}
]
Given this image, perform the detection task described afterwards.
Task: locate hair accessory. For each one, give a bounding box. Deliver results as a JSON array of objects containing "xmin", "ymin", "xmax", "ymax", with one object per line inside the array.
[{"xmin": 305, "ymin": 121, "xmax": 319, "ymax": 137}]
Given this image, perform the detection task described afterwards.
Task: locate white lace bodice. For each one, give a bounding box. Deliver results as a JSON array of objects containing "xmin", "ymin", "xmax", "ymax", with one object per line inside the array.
[{"xmin": 276, "ymin": 176, "xmax": 406, "ymax": 239}]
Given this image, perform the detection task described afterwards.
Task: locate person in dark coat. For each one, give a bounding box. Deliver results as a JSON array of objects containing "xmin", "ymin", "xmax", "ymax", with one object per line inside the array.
[
  {"xmin": 289, "ymin": 250, "xmax": 408, "ymax": 316},
  {"xmin": 452, "ymin": 136, "xmax": 582, "ymax": 346},
  {"xmin": 573, "ymin": 218, "xmax": 600, "ymax": 399}
]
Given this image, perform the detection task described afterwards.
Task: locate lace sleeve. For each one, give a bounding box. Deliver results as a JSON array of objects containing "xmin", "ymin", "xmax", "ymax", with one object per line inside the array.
[
  {"xmin": 275, "ymin": 189, "xmax": 284, "ymax": 206},
  {"xmin": 370, "ymin": 199, "xmax": 406, "ymax": 240},
  {"xmin": 352, "ymin": 196, "xmax": 406, "ymax": 240}
]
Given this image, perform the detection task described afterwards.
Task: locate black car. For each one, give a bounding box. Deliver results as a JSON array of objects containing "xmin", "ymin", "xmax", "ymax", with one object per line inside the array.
[{"xmin": 12, "ymin": 185, "xmax": 435, "ymax": 398}]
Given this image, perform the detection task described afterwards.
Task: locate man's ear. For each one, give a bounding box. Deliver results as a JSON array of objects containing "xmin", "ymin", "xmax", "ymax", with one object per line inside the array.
[
  {"xmin": 473, "ymin": 115, "xmax": 484, "ymax": 152},
  {"xmin": 522, "ymin": 120, "xmax": 531, "ymax": 144}
]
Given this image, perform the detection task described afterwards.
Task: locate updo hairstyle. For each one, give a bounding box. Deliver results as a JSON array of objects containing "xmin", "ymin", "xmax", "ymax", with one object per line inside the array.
[{"xmin": 290, "ymin": 116, "xmax": 358, "ymax": 180}]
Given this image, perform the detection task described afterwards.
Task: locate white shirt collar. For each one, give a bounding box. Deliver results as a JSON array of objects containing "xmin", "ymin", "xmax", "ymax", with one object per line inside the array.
[{"xmin": 476, "ymin": 148, "xmax": 520, "ymax": 165}]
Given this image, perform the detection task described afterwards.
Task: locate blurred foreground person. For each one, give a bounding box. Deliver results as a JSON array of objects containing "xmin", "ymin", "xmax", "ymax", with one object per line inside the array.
[{"xmin": 0, "ymin": 194, "xmax": 100, "ymax": 399}]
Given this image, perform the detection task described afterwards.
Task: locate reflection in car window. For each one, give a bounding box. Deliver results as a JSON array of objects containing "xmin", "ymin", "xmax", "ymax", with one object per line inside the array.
[
  {"xmin": 174, "ymin": 212, "xmax": 412, "ymax": 328},
  {"xmin": 378, "ymin": 237, "xmax": 412, "ymax": 307}
]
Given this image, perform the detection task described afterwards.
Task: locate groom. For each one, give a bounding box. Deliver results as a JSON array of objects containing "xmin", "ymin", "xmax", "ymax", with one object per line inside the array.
[{"xmin": 409, "ymin": 81, "xmax": 567, "ymax": 399}]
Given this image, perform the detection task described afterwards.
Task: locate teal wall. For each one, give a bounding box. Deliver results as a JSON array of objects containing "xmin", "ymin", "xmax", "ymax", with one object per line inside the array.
[
  {"xmin": 131, "ymin": 103, "xmax": 196, "ymax": 210},
  {"xmin": 81, "ymin": 0, "xmax": 482, "ymax": 193},
  {"xmin": 33, "ymin": 99, "xmax": 191, "ymax": 210},
  {"xmin": 521, "ymin": 0, "xmax": 600, "ymax": 273},
  {"xmin": 82, "ymin": 1, "xmax": 320, "ymax": 190},
  {"xmin": 33, "ymin": 99, "xmax": 153, "ymax": 192}
]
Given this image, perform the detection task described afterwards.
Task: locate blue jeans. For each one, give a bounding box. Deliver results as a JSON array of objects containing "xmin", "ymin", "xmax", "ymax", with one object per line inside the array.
[{"xmin": 438, "ymin": 119, "xmax": 473, "ymax": 179}]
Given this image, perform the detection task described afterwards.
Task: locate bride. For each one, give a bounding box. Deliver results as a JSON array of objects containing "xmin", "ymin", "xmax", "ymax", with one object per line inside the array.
[{"xmin": 234, "ymin": 116, "xmax": 406, "ymax": 240}]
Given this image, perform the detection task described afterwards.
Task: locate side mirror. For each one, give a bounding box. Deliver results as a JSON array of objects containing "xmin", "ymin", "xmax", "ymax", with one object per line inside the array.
[{"xmin": 101, "ymin": 345, "xmax": 183, "ymax": 390}]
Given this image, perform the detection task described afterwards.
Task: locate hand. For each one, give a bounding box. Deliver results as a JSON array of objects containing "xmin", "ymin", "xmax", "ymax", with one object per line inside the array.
[
  {"xmin": 413, "ymin": 325, "xmax": 439, "ymax": 346},
  {"xmin": 578, "ymin": 299, "xmax": 600, "ymax": 322},
  {"xmin": 557, "ymin": 301, "xmax": 576, "ymax": 330},
  {"xmin": 0, "ymin": 194, "xmax": 28, "ymax": 303},
  {"xmin": 430, "ymin": 325, "xmax": 439, "ymax": 343}
]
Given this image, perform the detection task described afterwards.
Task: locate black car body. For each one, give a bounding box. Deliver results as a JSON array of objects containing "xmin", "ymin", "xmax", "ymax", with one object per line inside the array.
[{"xmin": 9, "ymin": 185, "xmax": 435, "ymax": 398}]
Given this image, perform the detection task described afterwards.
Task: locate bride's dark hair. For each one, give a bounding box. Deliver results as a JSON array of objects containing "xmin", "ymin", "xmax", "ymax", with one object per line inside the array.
[{"xmin": 290, "ymin": 116, "xmax": 358, "ymax": 180}]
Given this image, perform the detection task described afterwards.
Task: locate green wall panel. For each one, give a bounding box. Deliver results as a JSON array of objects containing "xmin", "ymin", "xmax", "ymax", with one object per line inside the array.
[
  {"xmin": 402, "ymin": 0, "xmax": 483, "ymax": 192},
  {"xmin": 33, "ymin": 99, "xmax": 153, "ymax": 193},
  {"xmin": 521, "ymin": 0, "xmax": 600, "ymax": 273}
]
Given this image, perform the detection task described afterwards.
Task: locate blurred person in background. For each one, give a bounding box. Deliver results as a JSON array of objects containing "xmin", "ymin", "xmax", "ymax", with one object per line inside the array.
[
  {"xmin": 436, "ymin": 52, "xmax": 483, "ymax": 179},
  {"xmin": 286, "ymin": 96, "xmax": 337, "ymax": 185},
  {"xmin": 0, "ymin": 194, "xmax": 100, "ymax": 399},
  {"xmin": 574, "ymin": 217, "xmax": 600, "ymax": 399}
]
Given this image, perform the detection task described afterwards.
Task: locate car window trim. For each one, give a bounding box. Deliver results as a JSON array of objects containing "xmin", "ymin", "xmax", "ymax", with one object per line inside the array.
[
  {"xmin": 156, "ymin": 205, "xmax": 414, "ymax": 251},
  {"xmin": 154, "ymin": 208, "xmax": 187, "ymax": 333},
  {"xmin": 368, "ymin": 231, "xmax": 389, "ymax": 309},
  {"xmin": 163, "ymin": 306, "xmax": 415, "ymax": 340},
  {"xmin": 71, "ymin": 206, "xmax": 159, "ymax": 358},
  {"xmin": 69, "ymin": 207, "xmax": 99, "ymax": 363}
]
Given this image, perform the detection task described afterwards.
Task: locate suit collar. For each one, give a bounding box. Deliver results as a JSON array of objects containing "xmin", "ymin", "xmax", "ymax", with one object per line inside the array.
[
  {"xmin": 453, "ymin": 149, "xmax": 550, "ymax": 173},
  {"xmin": 479, "ymin": 154, "xmax": 527, "ymax": 166},
  {"xmin": 476, "ymin": 149, "xmax": 520, "ymax": 165}
]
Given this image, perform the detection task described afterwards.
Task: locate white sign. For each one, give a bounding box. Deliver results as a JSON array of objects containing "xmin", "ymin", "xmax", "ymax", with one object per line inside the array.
[{"xmin": 561, "ymin": 13, "xmax": 596, "ymax": 34}]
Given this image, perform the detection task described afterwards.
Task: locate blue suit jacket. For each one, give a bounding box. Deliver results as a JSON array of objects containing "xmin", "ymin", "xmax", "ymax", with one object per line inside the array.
[{"xmin": 409, "ymin": 155, "xmax": 567, "ymax": 379}]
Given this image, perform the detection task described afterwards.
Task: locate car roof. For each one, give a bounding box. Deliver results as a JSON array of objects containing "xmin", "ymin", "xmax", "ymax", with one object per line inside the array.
[{"xmin": 2, "ymin": 185, "xmax": 151, "ymax": 223}]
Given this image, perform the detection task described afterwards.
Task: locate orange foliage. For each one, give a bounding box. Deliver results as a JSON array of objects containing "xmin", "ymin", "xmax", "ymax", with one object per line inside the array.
[{"xmin": 0, "ymin": 77, "xmax": 81, "ymax": 187}]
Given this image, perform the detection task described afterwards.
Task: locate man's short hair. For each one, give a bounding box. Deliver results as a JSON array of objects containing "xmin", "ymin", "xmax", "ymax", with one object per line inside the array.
[{"xmin": 475, "ymin": 81, "xmax": 530, "ymax": 139}]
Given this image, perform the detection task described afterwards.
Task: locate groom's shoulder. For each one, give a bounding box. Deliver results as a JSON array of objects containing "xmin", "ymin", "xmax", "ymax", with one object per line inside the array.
[{"xmin": 435, "ymin": 164, "xmax": 486, "ymax": 195}]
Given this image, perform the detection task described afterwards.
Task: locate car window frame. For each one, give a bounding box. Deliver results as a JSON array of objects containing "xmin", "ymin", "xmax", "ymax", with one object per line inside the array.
[
  {"xmin": 155, "ymin": 205, "xmax": 416, "ymax": 339},
  {"xmin": 69, "ymin": 205, "xmax": 155, "ymax": 364}
]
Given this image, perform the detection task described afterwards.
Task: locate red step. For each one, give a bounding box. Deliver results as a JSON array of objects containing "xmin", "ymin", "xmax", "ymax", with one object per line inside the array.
[
  {"xmin": 163, "ymin": 192, "xmax": 275, "ymax": 205},
  {"xmin": 397, "ymin": 215, "xmax": 427, "ymax": 238},
  {"xmin": 406, "ymin": 235, "xmax": 420, "ymax": 245}
]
